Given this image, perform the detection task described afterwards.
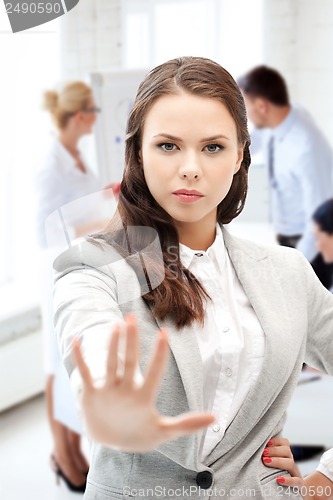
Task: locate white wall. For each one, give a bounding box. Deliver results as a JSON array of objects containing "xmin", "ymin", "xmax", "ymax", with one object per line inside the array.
[
  {"xmin": 264, "ymin": 0, "xmax": 333, "ymax": 145},
  {"xmin": 60, "ymin": 0, "xmax": 333, "ymax": 146},
  {"xmin": 60, "ymin": 0, "xmax": 122, "ymax": 79}
]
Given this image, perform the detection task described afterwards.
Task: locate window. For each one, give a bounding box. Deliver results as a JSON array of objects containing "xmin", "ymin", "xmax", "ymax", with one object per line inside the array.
[
  {"xmin": 0, "ymin": 13, "xmax": 60, "ymax": 291},
  {"xmin": 122, "ymin": 0, "xmax": 263, "ymax": 79}
]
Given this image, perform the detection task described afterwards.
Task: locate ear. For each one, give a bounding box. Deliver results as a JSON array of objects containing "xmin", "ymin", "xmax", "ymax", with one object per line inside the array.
[
  {"xmin": 234, "ymin": 143, "xmax": 244, "ymax": 174},
  {"xmin": 257, "ymin": 97, "xmax": 269, "ymax": 115},
  {"xmin": 72, "ymin": 111, "xmax": 85, "ymax": 125}
]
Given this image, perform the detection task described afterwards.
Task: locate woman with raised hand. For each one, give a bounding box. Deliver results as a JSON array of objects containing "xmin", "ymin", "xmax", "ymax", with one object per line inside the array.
[{"xmin": 53, "ymin": 57, "xmax": 333, "ymax": 499}]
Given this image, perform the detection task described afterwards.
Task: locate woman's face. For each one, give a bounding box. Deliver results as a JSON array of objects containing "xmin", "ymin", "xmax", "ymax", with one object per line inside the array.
[
  {"xmin": 313, "ymin": 223, "xmax": 333, "ymax": 263},
  {"xmin": 140, "ymin": 91, "xmax": 243, "ymax": 233},
  {"xmin": 77, "ymin": 95, "xmax": 98, "ymax": 134}
]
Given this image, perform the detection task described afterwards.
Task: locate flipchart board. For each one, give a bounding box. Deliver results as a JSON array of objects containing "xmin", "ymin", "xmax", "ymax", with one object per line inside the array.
[{"xmin": 90, "ymin": 69, "xmax": 149, "ymax": 185}]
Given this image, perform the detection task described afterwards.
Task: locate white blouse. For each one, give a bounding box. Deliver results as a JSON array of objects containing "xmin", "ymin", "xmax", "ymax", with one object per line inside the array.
[
  {"xmin": 35, "ymin": 135, "xmax": 101, "ymax": 248},
  {"xmin": 179, "ymin": 224, "xmax": 265, "ymax": 460},
  {"xmin": 317, "ymin": 449, "xmax": 333, "ymax": 482}
]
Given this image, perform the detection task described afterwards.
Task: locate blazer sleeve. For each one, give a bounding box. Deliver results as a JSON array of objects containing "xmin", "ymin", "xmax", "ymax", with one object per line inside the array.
[
  {"xmin": 302, "ymin": 252, "xmax": 333, "ymax": 374},
  {"xmin": 53, "ymin": 238, "xmax": 143, "ymax": 401}
]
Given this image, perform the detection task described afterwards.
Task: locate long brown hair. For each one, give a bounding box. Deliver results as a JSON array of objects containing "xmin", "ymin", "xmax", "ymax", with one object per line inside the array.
[{"xmin": 100, "ymin": 56, "xmax": 251, "ymax": 328}]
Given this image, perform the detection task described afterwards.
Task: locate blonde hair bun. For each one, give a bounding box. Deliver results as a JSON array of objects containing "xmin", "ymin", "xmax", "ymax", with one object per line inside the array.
[
  {"xmin": 43, "ymin": 90, "xmax": 59, "ymax": 114},
  {"xmin": 42, "ymin": 81, "xmax": 92, "ymax": 130}
]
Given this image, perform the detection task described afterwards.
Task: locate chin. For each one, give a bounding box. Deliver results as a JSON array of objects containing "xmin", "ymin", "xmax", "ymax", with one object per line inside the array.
[
  {"xmin": 323, "ymin": 254, "xmax": 333, "ymax": 264},
  {"xmin": 172, "ymin": 215, "xmax": 212, "ymax": 226}
]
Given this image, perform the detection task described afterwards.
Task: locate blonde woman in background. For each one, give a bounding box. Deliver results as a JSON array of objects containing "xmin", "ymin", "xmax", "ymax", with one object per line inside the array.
[{"xmin": 36, "ymin": 81, "xmax": 119, "ymax": 493}]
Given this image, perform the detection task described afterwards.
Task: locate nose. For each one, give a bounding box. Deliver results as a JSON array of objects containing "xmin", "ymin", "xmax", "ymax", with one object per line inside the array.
[{"xmin": 178, "ymin": 153, "xmax": 202, "ymax": 180}]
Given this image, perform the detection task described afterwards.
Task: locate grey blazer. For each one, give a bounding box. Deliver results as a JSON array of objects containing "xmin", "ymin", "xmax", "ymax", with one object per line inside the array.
[{"xmin": 54, "ymin": 227, "xmax": 333, "ymax": 499}]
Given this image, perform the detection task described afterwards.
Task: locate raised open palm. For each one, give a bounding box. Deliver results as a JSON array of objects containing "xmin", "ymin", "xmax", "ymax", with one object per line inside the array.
[{"xmin": 73, "ymin": 314, "xmax": 215, "ymax": 452}]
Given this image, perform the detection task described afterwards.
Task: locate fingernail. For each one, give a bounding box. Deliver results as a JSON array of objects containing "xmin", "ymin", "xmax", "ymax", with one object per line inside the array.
[
  {"xmin": 263, "ymin": 457, "xmax": 272, "ymax": 463},
  {"xmin": 267, "ymin": 440, "xmax": 273, "ymax": 446},
  {"xmin": 277, "ymin": 477, "xmax": 286, "ymax": 484},
  {"xmin": 263, "ymin": 448, "xmax": 270, "ymax": 456}
]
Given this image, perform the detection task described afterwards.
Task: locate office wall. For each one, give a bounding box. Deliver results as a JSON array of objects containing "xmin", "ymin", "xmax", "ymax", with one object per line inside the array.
[
  {"xmin": 264, "ymin": 0, "xmax": 333, "ymax": 145},
  {"xmin": 59, "ymin": 0, "xmax": 122, "ymax": 79},
  {"xmin": 60, "ymin": 0, "xmax": 333, "ymax": 145}
]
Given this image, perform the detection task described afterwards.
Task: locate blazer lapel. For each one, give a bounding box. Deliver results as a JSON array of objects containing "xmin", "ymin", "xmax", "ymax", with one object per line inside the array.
[
  {"xmin": 150, "ymin": 312, "xmax": 205, "ymax": 470},
  {"xmin": 152, "ymin": 313, "xmax": 204, "ymax": 414},
  {"xmin": 204, "ymin": 228, "xmax": 293, "ymax": 464}
]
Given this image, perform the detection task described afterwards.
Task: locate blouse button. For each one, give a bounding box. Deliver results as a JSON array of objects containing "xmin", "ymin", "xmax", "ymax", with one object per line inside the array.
[
  {"xmin": 212, "ymin": 424, "xmax": 221, "ymax": 432},
  {"xmin": 225, "ymin": 368, "xmax": 233, "ymax": 377},
  {"xmin": 223, "ymin": 326, "xmax": 230, "ymax": 333}
]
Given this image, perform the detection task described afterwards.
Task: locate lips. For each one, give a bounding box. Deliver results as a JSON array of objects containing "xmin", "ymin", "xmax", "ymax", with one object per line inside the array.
[
  {"xmin": 172, "ymin": 189, "xmax": 204, "ymax": 197},
  {"xmin": 172, "ymin": 189, "xmax": 204, "ymax": 203}
]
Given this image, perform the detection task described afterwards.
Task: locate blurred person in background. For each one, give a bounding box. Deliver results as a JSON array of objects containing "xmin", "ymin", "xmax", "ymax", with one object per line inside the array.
[
  {"xmin": 35, "ymin": 81, "xmax": 119, "ymax": 492},
  {"xmin": 238, "ymin": 66, "xmax": 333, "ymax": 290},
  {"xmin": 313, "ymin": 198, "xmax": 333, "ymax": 291}
]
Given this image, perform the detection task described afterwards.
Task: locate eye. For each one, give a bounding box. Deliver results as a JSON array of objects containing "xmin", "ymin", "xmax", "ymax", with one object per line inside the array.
[
  {"xmin": 204, "ymin": 143, "xmax": 223, "ymax": 153},
  {"xmin": 159, "ymin": 143, "xmax": 177, "ymax": 152}
]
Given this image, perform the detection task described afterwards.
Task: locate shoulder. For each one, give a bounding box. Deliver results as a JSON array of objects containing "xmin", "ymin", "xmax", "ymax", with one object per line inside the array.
[
  {"xmin": 291, "ymin": 106, "xmax": 331, "ymax": 147},
  {"xmin": 53, "ymin": 236, "xmax": 122, "ymax": 277},
  {"xmin": 53, "ymin": 226, "xmax": 158, "ymax": 282},
  {"xmin": 223, "ymin": 227, "xmax": 305, "ymax": 266},
  {"xmin": 53, "ymin": 230, "xmax": 164, "ymax": 305},
  {"xmin": 36, "ymin": 138, "xmax": 67, "ymax": 183},
  {"xmin": 223, "ymin": 229, "xmax": 318, "ymax": 295}
]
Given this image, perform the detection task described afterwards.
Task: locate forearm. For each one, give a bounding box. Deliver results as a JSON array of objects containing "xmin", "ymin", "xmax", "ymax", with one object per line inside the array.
[{"xmin": 304, "ymin": 472, "xmax": 333, "ymax": 500}]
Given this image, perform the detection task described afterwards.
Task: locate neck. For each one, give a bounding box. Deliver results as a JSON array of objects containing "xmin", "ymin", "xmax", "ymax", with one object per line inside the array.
[
  {"xmin": 176, "ymin": 218, "xmax": 217, "ymax": 251},
  {"xmin": 268, "ymin": 105, "xmax": 291, "ymax": 128},
  {"xmin": 58, "ymin": 128, "xmax": 81, "ymax": 158}
]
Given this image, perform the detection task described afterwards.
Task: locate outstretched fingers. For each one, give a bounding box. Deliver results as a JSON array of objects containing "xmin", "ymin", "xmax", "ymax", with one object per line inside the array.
[
  {"xmin": 72, "ymin": 338, "xmax": 93, "ymax": 390},
  {"xmin": 122, "ymin": 314, "xmax": 140, "ymax": 386},
  {"xmin": 141, "ymin": 329, "xmax": 169, "ymax": 401},
  {"xmin": 105, "ymin": 323, "xmax": 121, "ymax": 387},
  {"xmin": 159, "ymin": 412, "xmax": 215, "ymax": 439}
]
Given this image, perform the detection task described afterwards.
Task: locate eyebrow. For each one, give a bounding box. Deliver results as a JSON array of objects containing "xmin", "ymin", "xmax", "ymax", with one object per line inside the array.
[{"xmin": 152, "ymin": 133, "xmax": 231, "ymax": 142}]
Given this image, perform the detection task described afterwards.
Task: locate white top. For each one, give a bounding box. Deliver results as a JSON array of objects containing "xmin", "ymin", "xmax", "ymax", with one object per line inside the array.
[
  {"xmin": 35, "ymin": 136, "xmax": 102, "ymax": 248},
  {"xmin": 251, "ymin": 105, "xmax": 333, "ymax": 261},
  {"xmin": 179, "ymin": 224, "xmax": 265, "ymax": 460},
  {"xmin": 317, "ymin": 448, "xmax": 333, "ymax": 482}
]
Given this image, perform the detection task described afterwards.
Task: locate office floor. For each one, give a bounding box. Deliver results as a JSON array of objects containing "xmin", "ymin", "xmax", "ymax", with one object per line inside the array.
[
  {"xmin": 0, "ymin": 377, "xmax": 332, "ymax": 500},
  {"xmin": 0, "ymin": 394, "xmax": 89, "ymax": 500}
]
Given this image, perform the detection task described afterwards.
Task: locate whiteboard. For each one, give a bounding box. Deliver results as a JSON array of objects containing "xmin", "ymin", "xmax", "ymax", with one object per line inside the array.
[{"xmin": 90, "ymin": 69, "xmax": 149, "ymax": 185}]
